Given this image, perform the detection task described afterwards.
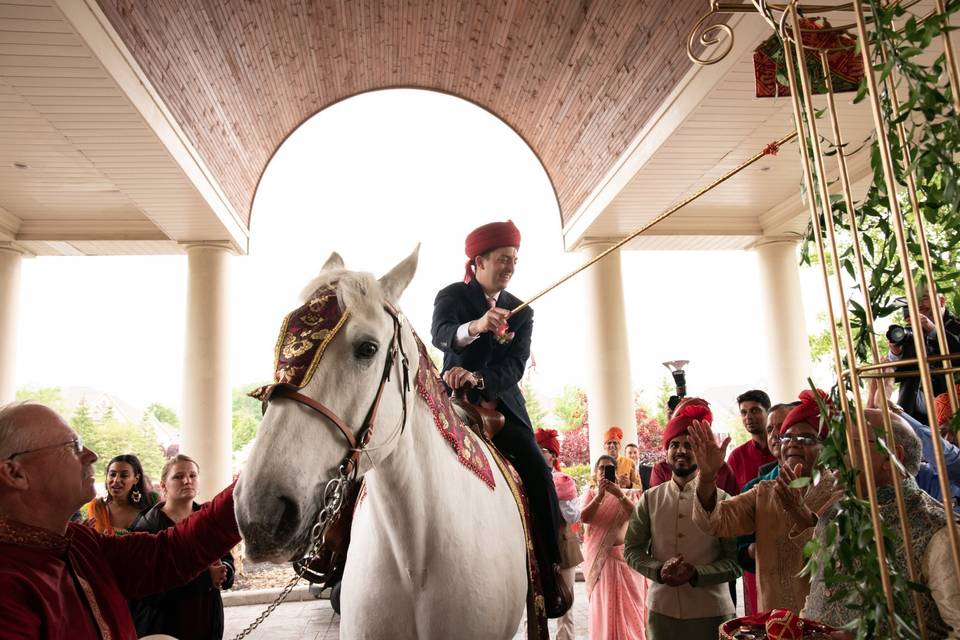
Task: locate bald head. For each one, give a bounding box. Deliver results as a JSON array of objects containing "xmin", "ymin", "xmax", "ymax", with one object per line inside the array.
[
  {"xmin": 858, "ymin": 409, "xmax": 922, "ymax": 481},
  {"xmin": 0, "ymin": 402, "xmax": 97, "ymax": 533},
  {"xmin": 0, "ymin": 401, "xmax": 48, "ymax": 459}
]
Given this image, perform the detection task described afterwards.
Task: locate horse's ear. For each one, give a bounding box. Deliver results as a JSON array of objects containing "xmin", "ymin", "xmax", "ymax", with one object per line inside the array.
[
  {"xmin": 321, "ymin": 252, "xmax": 345, "ymax": 272},
  {"xmin": 379, "ymin": 245, "xmax": 420, "ymax": 303}
]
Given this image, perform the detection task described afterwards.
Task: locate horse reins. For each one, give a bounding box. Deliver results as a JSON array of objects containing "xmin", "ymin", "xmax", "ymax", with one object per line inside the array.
[{"xmin": 263, "ymin": 302, "xmax": 411, "ymax": 477}]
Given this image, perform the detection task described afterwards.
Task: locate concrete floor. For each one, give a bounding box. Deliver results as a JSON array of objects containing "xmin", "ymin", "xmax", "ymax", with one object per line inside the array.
[{"xmin": 224, "ymin": 581, "xmax": 591, "ymax": 640}]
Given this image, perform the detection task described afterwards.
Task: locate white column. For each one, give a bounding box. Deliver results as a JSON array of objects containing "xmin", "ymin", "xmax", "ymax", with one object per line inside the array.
[
  {"xmin": 581, "ymin": 242, "xmax": 637, "ymax": 466},
  {"xmin": 181, "ymin": 243, "xmax": 233, "ymax": 500},
  {"xmin": 755, "ymin": 238, "xmax": 812, "ymax": 404},
  {"xmin": 0, "ymin": 245, "xmax": 22, "ymax": 404}
]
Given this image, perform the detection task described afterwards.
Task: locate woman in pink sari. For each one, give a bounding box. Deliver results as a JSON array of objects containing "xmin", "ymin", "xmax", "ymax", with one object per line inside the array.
[{"xmin": 581, "ymin": 454, "xmax": 648, "ymax": 640}]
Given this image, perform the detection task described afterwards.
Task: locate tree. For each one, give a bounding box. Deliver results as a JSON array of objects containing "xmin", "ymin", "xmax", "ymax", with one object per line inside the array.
[
  {"xmin": 653, "ymin": 376, "xmax": 674, "ymax": 427},
  {"xmin": 16, "ymin": 386, "xmax": 66, "ymax": 414},
  {"xmin": 232, "ymin": 383, "xmax": 268, "ymax": 452},
  {"xmin": 553, "ymin": 386, "xmax": 587, "ymax": 432},
  {"xmin": 144, "ymin": 402, "xmax": 180, "ymax": 429},
  {"xmin": 634, "ymin": 400, "xmax": 662, "ymax": 451},
  {"xmin": 70, "ymin": 400, "xmax": 97, "ymax": 447},
  {"xmin": 521, "ymin": 381, "xmax": 547, "ymax": 429},
  {"xmin": 554, "ymin": 387, "xmax": 589, "ymax": 466},
  {"xmin": 559, "ymin": 423, "xmax": 589, "ymax": 467},
  {"xmin": 74, "ymin": 405, "xmax": 165, "ymax": 482}
]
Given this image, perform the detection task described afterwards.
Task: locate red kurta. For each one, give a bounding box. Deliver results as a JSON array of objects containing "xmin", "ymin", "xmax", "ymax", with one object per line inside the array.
[
  {"xmin": 0, "ymin": 483, "xmax": 241, "ymax": 640},
  {"xmin": 726, "ymin": 440, "xmax": 776, "ymax": 490}
]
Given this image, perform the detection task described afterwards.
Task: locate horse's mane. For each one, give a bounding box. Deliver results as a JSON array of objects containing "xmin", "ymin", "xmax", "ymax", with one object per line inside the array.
[{"xmin": 299, "ymin": 269, "xmax": 381, "ymax": 311}]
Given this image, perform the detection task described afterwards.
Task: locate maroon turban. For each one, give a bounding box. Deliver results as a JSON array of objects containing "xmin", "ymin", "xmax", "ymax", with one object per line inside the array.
[
  {"xmin": 535, "ymin": 428, "xmax": 561, "ymax": 471},
  {"xmin": 463, "ymin": 220, "xmax": 521, "ymax": 283},
  {"xmin": 780, "ymin": 389, "xmax": 831, "ymax": 438},
  {"xmin": 662, "ymin": 398, "xmax": 712, "ymax": 449}
]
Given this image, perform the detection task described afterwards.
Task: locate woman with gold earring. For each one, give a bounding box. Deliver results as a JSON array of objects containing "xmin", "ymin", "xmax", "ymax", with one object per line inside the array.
[{"xmin": 81, "ymin": 454, "xmax": 158, "ymax": 535}]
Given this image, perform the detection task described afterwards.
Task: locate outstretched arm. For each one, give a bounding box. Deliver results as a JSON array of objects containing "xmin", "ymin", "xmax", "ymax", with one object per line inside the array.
[{"xmin": 101, "ymin": 483, "xmax": 242, "ymax": 599}]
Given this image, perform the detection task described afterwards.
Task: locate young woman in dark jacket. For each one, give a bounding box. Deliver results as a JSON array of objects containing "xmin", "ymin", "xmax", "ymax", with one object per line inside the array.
[{"xmin": 128, "ymin": 454, "xmax": 235, "ymax": 640}]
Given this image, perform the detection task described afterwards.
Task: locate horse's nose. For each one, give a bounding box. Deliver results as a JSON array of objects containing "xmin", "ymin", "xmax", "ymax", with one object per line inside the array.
[
  {"xmin": 239, "ymin": 493, "xmax": 302, "ymax": 555},
  {"xmin": 274, "ymin": 495, "xmax": 300, "ymax": 542}
]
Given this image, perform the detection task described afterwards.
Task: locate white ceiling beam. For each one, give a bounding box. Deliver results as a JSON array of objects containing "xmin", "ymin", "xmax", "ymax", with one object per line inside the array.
[
  {"xmin": 52, "ymin": 0, "xmax": 250, "ymax": 254},
  {"xmin": 15, "ymin": 218, "xmax": 167, "ymax": 241}
]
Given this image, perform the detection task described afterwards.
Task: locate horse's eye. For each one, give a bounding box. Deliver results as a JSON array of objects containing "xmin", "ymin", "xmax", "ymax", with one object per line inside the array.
[{"xmin": 355, "ymin": 341, "xmax": 379, "ymax": 359}]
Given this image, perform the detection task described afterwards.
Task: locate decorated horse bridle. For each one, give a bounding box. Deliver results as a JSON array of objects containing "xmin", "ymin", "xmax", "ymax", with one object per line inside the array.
[{"xmin": 250, "ymin": 289, "xmax": 412, "ymax": 478}]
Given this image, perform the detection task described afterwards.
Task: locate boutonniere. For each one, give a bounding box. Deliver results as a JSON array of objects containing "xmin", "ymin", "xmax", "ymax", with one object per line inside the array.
[{"xmin": 494, "ymin": 324, "xmax": 515, "ymax": 345}]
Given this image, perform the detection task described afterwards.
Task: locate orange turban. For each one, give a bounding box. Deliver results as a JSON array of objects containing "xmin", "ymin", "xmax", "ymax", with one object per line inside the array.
[
  {"xmin": 662, "ymin": 398, "xmax": 712, "ymax": 449},
  {"xmin": 535, "ymin": 428, "xmax": 561, "ymax": 471},
  {"xmin": 463, "ymin": 220, "xmax": 521, "ymax": 283},
  {"xmin": 781, "ymin": 389, "xmax": 831, "ymax": 438},
  {"xmin": 935, "ymin": 385, "xmax": 960, "ymax": 427},
  {"xmin": 603, "ymin": 426, "xmax": 624, "ymax": 444}
]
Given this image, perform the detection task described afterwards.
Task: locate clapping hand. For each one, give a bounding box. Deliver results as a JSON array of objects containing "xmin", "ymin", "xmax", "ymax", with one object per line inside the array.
[
  {"xmin": 660, "ymin": 554, "xmax": 696, "ymax": 586},
  {"xmin": 774, "ymin": 462, "xmax": 809, "ymax": 519},
  {"xmin": 687, "ymin": 420, "xmax": 730, "ymax": 484}
]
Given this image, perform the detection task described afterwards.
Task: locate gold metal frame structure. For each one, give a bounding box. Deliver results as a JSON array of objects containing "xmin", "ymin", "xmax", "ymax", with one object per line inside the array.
[{"xmin": 687, "ymin": 0, "xmax": 960, "ymax": 636}]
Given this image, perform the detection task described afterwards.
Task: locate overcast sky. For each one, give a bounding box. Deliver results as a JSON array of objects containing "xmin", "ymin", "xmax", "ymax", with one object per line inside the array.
[{"xmin": 14, "ymin": 89, "xmax": 832, "ymax": 429}]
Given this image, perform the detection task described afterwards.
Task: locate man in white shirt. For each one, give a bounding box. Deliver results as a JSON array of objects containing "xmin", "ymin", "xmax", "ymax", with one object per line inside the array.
[{"xmin": 624, "ymin": 400, "xmax": 741, "ymax": 638}]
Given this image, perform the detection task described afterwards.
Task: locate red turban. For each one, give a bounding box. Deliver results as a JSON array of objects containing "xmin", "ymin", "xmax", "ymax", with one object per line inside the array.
[
  {"xmin": 780, "ymin": 389, "xmax": 831, "ymax": 438},
  {"xmin": 662, "ymin": 398, "xmax": 712, "ymax": 449},
  {"xmin": 936, "ymin": 385, "xmax": 960, "ymax": 427},
  {"xmin": 603, "ymin": 426, "xmax": 624, "ymax": 443},
  {"xmin": 535, "ymin": 428, "xmax": 561, "ymax": 470},
  {"xmin": 463, "ymin": 220, "xmax": 521, "ymax": 283}
]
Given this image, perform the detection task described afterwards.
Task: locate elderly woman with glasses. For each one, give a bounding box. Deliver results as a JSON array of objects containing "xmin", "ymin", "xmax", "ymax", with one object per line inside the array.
[
  {"xmin": 687, "ymin": 390, "xmax": 842, "ymax": 614},
  {"xmin": 81, "ymin": 453, "xmax": 158, "ymax": 536}
]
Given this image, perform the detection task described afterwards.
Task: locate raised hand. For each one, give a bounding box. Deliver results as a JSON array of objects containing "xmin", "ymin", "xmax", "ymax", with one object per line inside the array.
[
  {"xmin": 775, "ymin": 462, "xmax": 817, "ymax": 529},
  {"xmin": 688, "ymin": 419, "xmax": 730, "ymax": 484}
]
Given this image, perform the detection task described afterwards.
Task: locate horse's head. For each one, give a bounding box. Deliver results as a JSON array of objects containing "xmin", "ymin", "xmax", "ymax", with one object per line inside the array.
[{"xmin": 234, "ymin": 247, "xmax": 421, "ymax": 562}]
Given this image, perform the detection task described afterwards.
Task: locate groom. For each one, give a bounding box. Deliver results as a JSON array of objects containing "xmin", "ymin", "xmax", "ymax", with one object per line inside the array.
[{"xmin": 431, "ymin": 220, "xmax": 565, "ymax": 615}]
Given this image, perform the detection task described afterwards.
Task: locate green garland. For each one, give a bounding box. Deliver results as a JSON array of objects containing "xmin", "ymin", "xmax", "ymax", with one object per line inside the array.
[{"xmin": 792, "ymin": 1, "xmax": 960, "ymax": 636}]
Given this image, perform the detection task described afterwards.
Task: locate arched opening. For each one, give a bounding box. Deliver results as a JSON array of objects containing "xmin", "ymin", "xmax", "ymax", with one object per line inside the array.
[{"xmin": 235, "ymin": 88, "xmax": 585, "ymax": 419}]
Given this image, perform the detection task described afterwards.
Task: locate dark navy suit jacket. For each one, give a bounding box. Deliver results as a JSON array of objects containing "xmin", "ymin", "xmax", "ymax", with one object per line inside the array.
[{"xmin": 431, "ymin": 278, "xmax": 533, "ymax": 429}]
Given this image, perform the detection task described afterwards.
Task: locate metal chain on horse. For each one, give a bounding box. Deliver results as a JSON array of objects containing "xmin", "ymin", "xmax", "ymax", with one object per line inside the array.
[{"xmin": 230, "ymin": 466, "xmax": 352, "ymax": 640}]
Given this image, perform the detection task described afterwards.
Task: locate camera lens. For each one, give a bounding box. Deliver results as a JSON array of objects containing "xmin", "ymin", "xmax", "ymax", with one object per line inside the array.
[{"xmin": 887, "ymin": 325, "xmax": 905, "ymax": 344}]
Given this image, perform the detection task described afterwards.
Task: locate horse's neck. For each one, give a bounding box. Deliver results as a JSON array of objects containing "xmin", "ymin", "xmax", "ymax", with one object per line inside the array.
[{"xmin": 361, "ymin": 399, "xmax": 457, "ymax": 558}]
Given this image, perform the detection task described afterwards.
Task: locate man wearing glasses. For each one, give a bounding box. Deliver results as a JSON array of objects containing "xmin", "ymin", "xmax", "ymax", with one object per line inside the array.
[
  {"xmin": 688, "ymin": 390, "xmax": 842, "ymax": 614},
  {"xmin": 0, "ymin": 401, "xmax": 241, "ymax": 639}
]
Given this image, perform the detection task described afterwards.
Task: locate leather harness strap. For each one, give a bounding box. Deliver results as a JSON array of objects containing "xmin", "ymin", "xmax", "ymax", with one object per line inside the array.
[{"xmin": 264, "ymin": 303, "xmax": 410, "ymax": 477}]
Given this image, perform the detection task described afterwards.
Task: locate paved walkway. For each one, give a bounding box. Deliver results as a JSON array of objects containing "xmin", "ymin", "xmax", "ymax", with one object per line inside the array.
[{"xmin": 224, "ymin": 582, "xmax": 591, "ymax": 640}]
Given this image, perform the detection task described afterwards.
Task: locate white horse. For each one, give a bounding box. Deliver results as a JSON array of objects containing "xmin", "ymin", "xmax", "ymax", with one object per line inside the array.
[{"xmin": 234, "ymin": 248, "xmax": 528, "ymax": 639}]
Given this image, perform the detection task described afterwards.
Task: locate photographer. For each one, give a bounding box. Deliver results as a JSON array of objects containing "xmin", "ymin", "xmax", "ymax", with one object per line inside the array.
[{"xmin": 888, "ymin": 283, "xmax": 960, "ymax": 425}]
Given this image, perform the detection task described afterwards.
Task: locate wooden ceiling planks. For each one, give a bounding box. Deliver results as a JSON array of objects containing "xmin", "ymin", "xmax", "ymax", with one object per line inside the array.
[{"xmin": 95, "ymin": 0, "xmax": 723, "ymax": 228}]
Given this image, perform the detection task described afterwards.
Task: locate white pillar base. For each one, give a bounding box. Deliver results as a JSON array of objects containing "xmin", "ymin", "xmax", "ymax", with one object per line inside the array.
[
  {"xmin": 0, "ymin": 245, "xmax": 23, "ymax": 404},
  {"xmin": 755, "ymin": 238, "xmax": 812, "ymax": 404},
  {"xmin": 581, "ymin": 243, "xmax": 637, "ymax": 466},
  {"xmin": 181, "ymin": 243, "xmax": 233, "ymax": 500}
]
